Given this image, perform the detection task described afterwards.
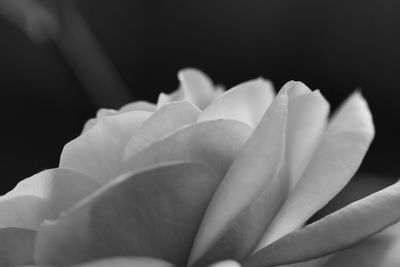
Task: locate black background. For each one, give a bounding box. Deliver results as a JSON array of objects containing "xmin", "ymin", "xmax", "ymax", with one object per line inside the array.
[{"xmin": 0, "ymin": 0, "xmax": 399, "ymax": 194}]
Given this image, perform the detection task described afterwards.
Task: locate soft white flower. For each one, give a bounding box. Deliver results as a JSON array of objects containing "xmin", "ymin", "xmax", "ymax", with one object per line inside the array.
[{"xmin": 1, "ymin": 68, "xmax": 396, "ymax": 267}]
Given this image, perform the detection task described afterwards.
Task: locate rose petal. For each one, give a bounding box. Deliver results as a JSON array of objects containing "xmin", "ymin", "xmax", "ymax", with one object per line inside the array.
[
  {"xmin": 72, "ymin": 257, "xmax": 174, "ymax": 267},
  {"xmin": 0, "ymin": 228, "xmax": 36, "ymax": 267},
  {"xmin": 123, "ymin": 101, "xmax": 200, "ymax": 159},
  {"xmin": 209, "ymin": 260, "xmax": 241, "ymax": 267},
  {"xmin": 188, "ymin": 88, "xmax": 289, "ymax": 264},
  {"xmin": 285, "ymin": 89, "xmax": 330, "ymax": 186},
  {"xmin": 255, "ymin": 92, "xmax": 374, "ymax": 249},
  {"xmin": 118, "ymin": 101, "xmax": 157, "ymax": 113},
  {"xmin": 0, "ymin": 168, "xmax": 99, "ymax": 229},
  {"xmin": 243, "ymin": 181, "xmax": 400, "ymax": 267},
  {"xmin": 191, "ymin": 82, "xmax": 328, "ymax": 265},
  {"xmin": 197, "ymin": 78, "xmax": 275, "ymax": 128},
  {"xmin": 60, "ymin": 110, "xmax": 152, "ymax": 184},
  {"xmin": 321, "ymin": 222, "xmax": 400, "ymax": 267},
  {"xmin": 157, "ymin": 68, "xmax": 219, "ymax": 110},
  {"xmin": 34, "ymin": 162, "xmax": 222, "ymax": 267},
  {"xmin": 120, "ymin": 120, "xmax": 252, "ymax": 178}
]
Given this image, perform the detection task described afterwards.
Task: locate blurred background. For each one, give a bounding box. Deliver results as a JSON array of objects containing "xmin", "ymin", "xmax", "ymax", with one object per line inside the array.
[{"xmin": 0, "ymin": 0, "xmax": 399, "ymax": 199}]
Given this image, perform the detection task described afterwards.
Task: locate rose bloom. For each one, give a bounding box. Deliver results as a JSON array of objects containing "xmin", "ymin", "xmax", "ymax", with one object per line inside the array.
[{"xmin": 1, "ymin": 69, "xmax": 400, "ymax": 267}]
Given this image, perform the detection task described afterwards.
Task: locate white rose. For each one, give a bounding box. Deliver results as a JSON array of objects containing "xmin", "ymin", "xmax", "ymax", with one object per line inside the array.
[{"xmin": 2, "ymin": 68, "xmax": 396, "ymax": 267}]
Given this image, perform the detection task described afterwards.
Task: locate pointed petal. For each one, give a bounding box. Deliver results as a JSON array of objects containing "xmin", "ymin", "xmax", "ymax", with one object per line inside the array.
[
  {"xmin": 157, "ymin": 69, "xmax": 219, "ymax": 110},
  {"xmin": 256, "ymin": 92, "xmax": 374, "ymax": 249},
  {"xmin": 123, "ymin": 102, "xmax": 200, "ymax": 159},
  {"xmin": 243, "ymin": 181, "xmax": 400, "ymax": 267},
  {"xmin": 0, "ymin": 168, "xmax": 99, "ymax": 229},
  {"xmin": 120, "ymin": 120, "xmax": 252, "ymax": 178},
  {"xmin": 178, "ymin": 68, "xmax": 216, "ymax": 109},
  {"xmin": 73, "ymin": 257, "xmax": 174, "ymax": 267},
  {"xmin": 60, "ymin": 110, "xmax": 152, "ymax": 184},
  {"xmin": 0, "ymin": 228, "xmax": 36, "ymax": 267},
  {"xmin": 197, "ymin": 78, "xmax": 275, "ymax": 128},
  {"xmin": 286, "ymin": 90, "xmax": 330, "ymax": 186},
  {"xmin": 34, "ymin": 162, "xmax": 222, "ymax": 267},
  {"xmin": 188, "ymin": 89, "xmax": 289, "ymax": 264}
]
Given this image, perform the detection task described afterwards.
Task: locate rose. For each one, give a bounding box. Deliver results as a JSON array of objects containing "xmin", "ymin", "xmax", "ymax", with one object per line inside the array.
[{"xmin": 0, "ymin": 68, "xmax": 397, "ymax": 267}]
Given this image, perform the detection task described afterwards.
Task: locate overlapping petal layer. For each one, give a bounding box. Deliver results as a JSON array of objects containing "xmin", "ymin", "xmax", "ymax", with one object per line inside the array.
[{"xmin": 34, "ymin": 162, "xmax": 221, "ymax": 266}]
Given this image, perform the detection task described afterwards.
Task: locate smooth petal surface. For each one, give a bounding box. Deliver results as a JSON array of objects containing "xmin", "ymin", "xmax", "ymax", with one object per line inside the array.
[
  {"xmin": 256, "ymin": 92, "xmax": 374, "ymax": 249},
  {"xmin": 73, "ymin": 257, "xmax": 174, "ymax": 267},
  {"xmin": 197, "ymin": 78, "xmax": 275, "ymax": 128},
  {"xmin": 0, "ymin": 168, "xmax": 99, "ymax": 229},
  {"xmin": 285, "ymin": 89, "xmax": 329, "ymax": 186},
  {"xmin": 120, "ymin": 120, "xmax": 252, "ymax": 178},
  {"xmin": 189, "ymin": 88, "xmax": 289, "ymax": 264},
  {"xmin": 0, "ymin": 228, "xmax": 36, "ymax": 267},
  {"xmin": 322, "ymin": 222, "xmax": 400, "ymax": 267},
  {"xmin": 35, "ymin": 162, "xmax": 222, "ymax": 267},
  {"xmin": 60, "ymin": 110, "xmax": 152, "ymax": 184},
  {"xmin": 243, "ymin": 181, "xmax": 400, "ymax": 267},
  {"xmin": 123, "ymin": 102, "xmax": 200, "ymax": 159}
]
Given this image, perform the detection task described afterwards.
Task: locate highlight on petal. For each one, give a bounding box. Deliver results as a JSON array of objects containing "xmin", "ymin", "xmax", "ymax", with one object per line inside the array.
[
  {"xmin": 118, "ymin": 101, "xmax": 157, "ymax": 113},
  {"xmin": 0, "ymin": 228, "xmax": 36, "ymax": 267},
  {"xmin": 255, "ymin": 92, "xmax": 374, "ymax": 250},
  {"xmin": 208, "ymin": 260, "xmax": 241, "ymax": 267},
  {"xmin": 0, "ymin": 168, "xmax": 99, "ymax": 229},
  {"xmin": 197, "ymin": 78, "xmax": 275, "ymax": 128},
  {"xmin": 157, "ymin": 68, "xmax": 221, "ymax": 110},
  {"xmin": 189, "ymin": 88, "xmax": 289, "ymax": 265},
  {"xmin": 120, "ymin": 120, "xmax": 252, "ymax": 178},
  {"xmin": 60, "ymin": 110, "xmax": 152, "ymax": 184},
  {"xmin": 123, "ymin": 101, "xmax": 200, "ymax": 159},
  {"xmin": 72, "ymin": 257, "xmax": 174, "ymax": 267},
  {"xmin": 243, "ymin": 181, "xmax": 400, "ymax": 267},
  {"xmin": 34, "ymin": 162, "xmax": 222, "ymax": 267}
]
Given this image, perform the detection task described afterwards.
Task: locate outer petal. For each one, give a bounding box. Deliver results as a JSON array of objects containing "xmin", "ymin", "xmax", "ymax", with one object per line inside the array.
[
  {"xmin": 197, "ymin": 78, "xmax": 275, "ymax": 128},
  {"xmin": 256, "ymin": 92, "xmax": 374, "ymax": 249},
  {"xmin": 123, "ymin": 102, "xmax": 200, "ymax": 159},
  {"xmin": 0, "ymin": 168, "xmax": 99, "ymax": 229},
  {"xmin": 189, "ymin": 88, "xmax": 289, "ymax": 264},
  {"xmin": 73, "ymin": 257, "xmax": 173, "ymax": 267},
  {"xmin": 243, "ymin": 181, "xmax": 400, "ymax": 267},
  {"xmin": 120, "ymin": 120, "xmax": 252, "ymax": 178},
  {"xmin": 60, "ymin": 110, "xmax": 152, "ymax": 184},
  {"xmin": 321, "ymin": 222, "xmax": 400, "ymax": 267},
  {"xmin": 209, "ymin": 261, "xmax": 241, "ymax": 267},
  {"xmin": 0, "ymin": 228, "xmax": 36, "ymax": 267},
  {"xmin": 35, "ymin": 162, "xmax": 222, "ymax": 267}
]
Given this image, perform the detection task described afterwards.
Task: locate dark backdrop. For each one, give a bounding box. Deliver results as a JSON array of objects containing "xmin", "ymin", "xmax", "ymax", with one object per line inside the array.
[{"xmin": 1, "ymin": 0, "xmax": 399, "ymax": 194}]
